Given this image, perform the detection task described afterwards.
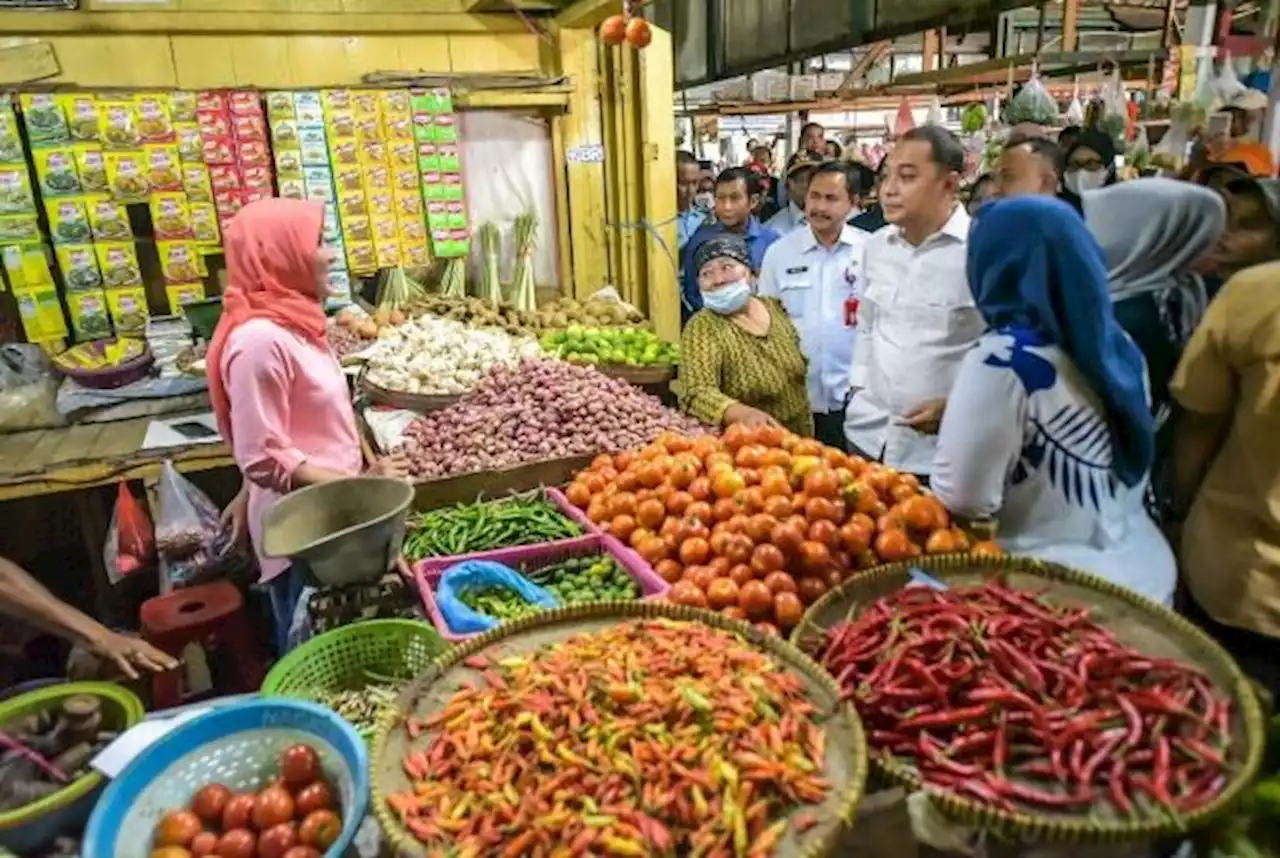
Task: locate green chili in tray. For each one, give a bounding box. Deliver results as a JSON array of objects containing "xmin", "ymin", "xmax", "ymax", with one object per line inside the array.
[{"xmin": 402, "ymin": 492, "xmax": 583, "ymax": 560}]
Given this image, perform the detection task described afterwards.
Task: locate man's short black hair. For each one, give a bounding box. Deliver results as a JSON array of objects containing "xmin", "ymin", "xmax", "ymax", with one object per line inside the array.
[
  {"xmin": 852, "ymin": 163, "xmax": 878, "ymax": 196},
  {"xmin": 800, "ymin": 121, "xmax": 824, "ymax": 136},
  {"xmin": 899, "ymin": 125, "xmax": 966, "ymax": 174},
  {"xmin": 716, "ymin": 166, "xmax": 761, "ymax": 197},
  {"xmin": 1002, "ymin": 135, "xmax": 1065, "ymax": 179},
  {"xmin": 676, "ymin": 150, "xmax": 698, "ymax": 167},
  {"xmin": 808, "ymin": 161, "xmax": 862, "ymax": 199}
]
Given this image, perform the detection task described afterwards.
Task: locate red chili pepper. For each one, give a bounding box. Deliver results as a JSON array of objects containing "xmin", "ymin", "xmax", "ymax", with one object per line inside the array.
[{"xmin": 897, "ymin": 704, "xmax": 990, "ymax": 731}]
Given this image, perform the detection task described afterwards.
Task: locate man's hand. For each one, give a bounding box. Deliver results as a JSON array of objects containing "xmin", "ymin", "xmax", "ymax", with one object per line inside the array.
[
  {"xmin": 87, "ymin": 630, "xmax": 178, "ymax": 680},
  {"xmin": 724, "ymin": 403, "xmax": 781, "ymax": 429},
  {"xmin": 219, "ymin": 486, "xmax": 249, "ymax": 545},
  {"xmin": 900, "ymin": 398, "xmax": 947, "ymax": 435}
]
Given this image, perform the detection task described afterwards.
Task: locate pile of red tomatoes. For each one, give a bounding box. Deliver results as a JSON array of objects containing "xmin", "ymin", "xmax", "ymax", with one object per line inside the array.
[
  {"xmin": 564, "ymin": 426, "xmax": 1002, "ymax": 634},
  {"xmin": 148, "ymin": 744, "xmax": 343, "ymax": 858}
]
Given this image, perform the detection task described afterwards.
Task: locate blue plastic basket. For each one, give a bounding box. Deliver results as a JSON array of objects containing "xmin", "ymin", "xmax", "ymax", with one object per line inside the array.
[{"xmin": 83, "ymin": 699, "xmax": 368, "ymax": 858}]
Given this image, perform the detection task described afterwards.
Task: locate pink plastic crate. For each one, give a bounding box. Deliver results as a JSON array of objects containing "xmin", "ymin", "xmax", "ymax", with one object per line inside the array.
[{"xmin": 412, "ymin": 533, "xmax": 671, "ymax": 642}]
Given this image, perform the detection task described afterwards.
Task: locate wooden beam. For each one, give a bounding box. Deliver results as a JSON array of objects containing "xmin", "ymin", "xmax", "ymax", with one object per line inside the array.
[
  {"xmin": 1061, "ymin": 0, "xmax": 1080, "ymax": 51},
  {"xmin": 463, "ymin": 0, "xmax": 558, "ymax": 9},
  {"xmin": 836, "ymin": 42, "xmax": 890, "ymax": 96},
  {"xmin": 0, "ymin": 39, "xmax": 60, "ymax": 86},
  {"xmin": 882, "ymin": 50, "xmax": 1162, "ymax": 89},
  {"xmin": 922, "ymin": 29, "xmax": 940, "ymax": 73},
  {"xmin": 455, "ymin": 86, "xmax": 572, "ymax": 108},
  {"xmin": 0, "ymin": 9, "xmax": 530, "ymax": 34},
  {"xmin": 555, "ymin": 0, "xmax": 616, "ymax": 29}
]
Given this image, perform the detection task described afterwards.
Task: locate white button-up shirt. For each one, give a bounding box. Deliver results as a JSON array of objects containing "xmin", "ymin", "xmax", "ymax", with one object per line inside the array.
[
  {"xmin": 764, "ymin": 202, "xmax": 806, "ymax": 237},
  {"xmin": 844, "ymin": 205, "xmax": 984, "ymax": 475},
  {"xmin": 758, "ymin": 223, "xmax": 867, "ymax": 414}
]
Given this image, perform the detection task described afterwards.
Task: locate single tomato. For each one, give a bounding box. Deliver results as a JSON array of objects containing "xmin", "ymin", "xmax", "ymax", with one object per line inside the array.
[
  {"xmin": 804, "ymin": 496, "xmax": 842, "ymax": 524},
  {"xmin": 608, "ymin": 514, "xmax": 637, "ymax": 543},
  {"xmin": 293, "ymin": 781, "xmax": 335, "ymax": 816},
  {"xmin": 773, "ymin": 591, "xmax": 805, "ymax": 629},
  {"xmin": 678, "ymin": 536, "xmax": 711, "ymax": 566},
  {"xmin": 900, "ymin": 495, "xmax": 937, "ymax": 530},
  {"xmin": 762, "ymin": 495, "xmax": 793, "ymax": 519},
  {"xmin": 712, "ymin": 498, "xmax": 740, "ymax": 522},
  {"xmin": 727, "ymin": 563, "xmax": 755, "ymax": 587},
  {"xmin": 754, "ymin": 621, "xmax": 781, "ymax": 636},
  {"xmin": 684, "ymin": 565, "xmax": 718, "ymax": 593},
  {"xmin": 706, "ymin": 577, "xmax": 740, "ymax": 609},
  {"xmin": 257, "ymin": 823, "xmax": 298, "ymax": 858},
  {"xmin": 252, "ymin": 785, "xmax": 295, "ymax": 831},
  {"xmin": 749, "ymin": 543, "xmax": 785, "ymax": 576},
  {"xmin": 215, "ymin": 829, "xmax": 256, "ymax": 858},
  {"xmin": 839, "ymin": 520, "xmax": 873, "ymax": 555},
  {"xmin": 666, "ymin": 490, "xmax": 694, "ymax": 516},
  {"xmin": 298, "ymin": 811, "xmax": 342, "ymax": 850},
  {"xmin": 720, "ymin": 605, "xmax": 747, "ymax": 621},
  {"xmin": 636, "ymin": 536, "xmax": 669, "ymax": 565},
  {"xmin": 654, "ymin": 558, "xmax": 683, "ymax": 584},
  {"xmin": 685, "ymin": 501, "xmax": 714, "ymax": 525},
  {"xmin": 221, "ymin": 794, "xmax": 255, "ymax": 831},
  {"xmin": 724, "ymin": 533, "xmax": 754, "ymax": 565},
  {"xmin": 738, "ymin": 580, "xmax": 773, "ymax": 619},
  {"xmin": 796, "ymin": 575, "xmax": 829, "ymax": 605},
  {"xmin": 874, "ymin": 529, "xmax": 918, "ymax": 562},
  {"xmin": 190, "ymin": 784, "xmax": 233, "ymax": 827},
  {"xmin": 711, "ymin": 469, "xmax": 746, "ymax": 500},
  {"xmin": 802, "ymin": 468, "xmax": 838, "ymax": 499},
  {"xmin": 807, "ymin": 519, "xmax": 839, "ymax": 549},
  {"xmin": 707, "ymin": 555, "xmax": 731, "ymax": 577},
  {"xmin": 670, "ymin": 580, "xmax": 708, "ymax": 608},
  {"xmin": 769, "ymin": 521, "xmax": 805, "ymax": 556},
  {"xmin": 970, "ymin": 540, "xmax": 1005, "ymax": 558},
  {"xmin": 798, "ymin": 540, "xmax": 833, "ymax": 573},
  {"xmin": 564, "ymin": 481, "xmax": 591, "ymax": 508},
  {"xmin": 925, "ymin": 528, "xmax": 961, "ymax": 554},
  {"xmin": 154, "ymin": 811, "xmax": 203, "ymax": 848},
  {"xmin": 634, "ymin": 498, "xmax": 666, "ymax": 529},
  {"xmin": 741, "ymin": 513, "xmax": 773, "ymax": 543},
  {"xmin": 740, "ymin": 486, "xmax": 766, "ymax": 513},
  {"xmin": 762, "ymin": 571, "xmax": 797, "ymax": 595},
  {"xmin": 189, "ymin": 832, "xmax": 219, "ymax": 857},
  {"xmin": 279, "ymin": 745, "xmax": 321, "ymax": 789}
]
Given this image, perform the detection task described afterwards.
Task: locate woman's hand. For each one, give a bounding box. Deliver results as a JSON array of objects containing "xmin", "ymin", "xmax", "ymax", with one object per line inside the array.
[
  {"xmin": 220, "ymin": 486, "xmax": 250, "ymax": 545},
  {"xmin": 85, "ymin": 629, "xmax": 179, "ymax": 680},
  {"xmin": 724, "ymin": 403, "xmax": 780, "ymax": 428},
  {"xmin": 369, "ymin": 451, "xmax": 413, "ymax": 481}
]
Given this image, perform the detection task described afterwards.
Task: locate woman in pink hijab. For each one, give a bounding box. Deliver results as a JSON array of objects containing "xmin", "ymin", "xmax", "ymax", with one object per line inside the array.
[{"xmin": 208, "ymin": 198, "xmax": 398, "ymax": 651}]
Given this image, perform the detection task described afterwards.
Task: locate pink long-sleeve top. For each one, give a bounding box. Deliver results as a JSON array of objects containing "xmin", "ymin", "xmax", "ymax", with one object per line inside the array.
[{"xmin": 221, "ymin": 318, "xmax": 363, "ymax": 583}]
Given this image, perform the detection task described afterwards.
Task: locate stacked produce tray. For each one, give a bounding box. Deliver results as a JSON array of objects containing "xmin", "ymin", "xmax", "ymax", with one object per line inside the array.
[{"xmin": 412, "ymin": 533, "xmax": 670, "ymax": 642}]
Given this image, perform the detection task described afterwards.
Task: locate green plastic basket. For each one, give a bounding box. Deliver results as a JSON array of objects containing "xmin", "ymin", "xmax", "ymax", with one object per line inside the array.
[
  {"xmin": 0, "ymin": 682, "xmax": 145, "ymax": 836},
  {"xmin": 260, "ymin": 619, "xmax": 449, "ymax": 700}
]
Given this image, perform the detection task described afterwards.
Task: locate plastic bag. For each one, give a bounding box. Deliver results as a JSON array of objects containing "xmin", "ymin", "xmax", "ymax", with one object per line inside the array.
[
  {"xmin": 104, "ymin": 481, "xmax": 154, "ymax": 584},
  {"xmin": 1005, "ymin": 76, "xmax": 1058, "ymax": 125},
  {"xmin": 154, "ymin": 459, "xmax": 225, "ymax": 588},
  {"xmin": 0, "ymin": 344, "xmax": 63, "ymax": 433},
  {"xmin": 925, "ymin": 96, "xmax": 944, "ymax": 126},
  {"xmin": 435, "ymin": 560, "xmax": 560, "ymax": 634},
  {"xmin": 1100, "ymin": 67, "xmax": 1129, "ymax": 144},
  {"xmin": 1152, "ymin": 101, "xmax": 1200, "ymax": 172},
  {"xmin": 1065, "ymin": 85, "xmax": 1085, "ymax": 125},
  {"xmin": 1209, "ymin": 55, "xmax": 1248, "ymax": 110}
]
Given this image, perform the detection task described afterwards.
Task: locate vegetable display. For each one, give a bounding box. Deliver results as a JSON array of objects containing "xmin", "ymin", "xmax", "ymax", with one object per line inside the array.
[
  {"xmin": 0, "ymin": 695, "xmax": 115, "ymax": 812},
  {"xmin": 396, "ymin": 359, "xmax": 705, "ymax": 480},
  {"xmin": 148, "ymin": 743, "xmax": 343, "ymax": 858},
  {"xmin": 312, "ymin": 672, "xmax": 404, "ymax": 740},
  {"xmin": 524, "ymin": 554, "xmax": 641, "ymax": 604},
  {"xmin": 564, "ymin": 426, "xmax": 1001, "ymax": 634},
  {"xmin": 457, "ymin": 583, "xmax": 544, "ymax": 623},
  {"xmin": 815, "ymin": 579, "xmax": 1236, "ymax": 820},
  {"xmin": 541, "ymin": 325, "xmax": 679, "ymax": 367},
  {"xmin": 404, "ymin": 294, "xmax": 648, "ymax": 339},
  {"xmin": 387, "ymin": 619, "xmax": 829, "ymax": 855},
  {"xmin": 401, "ymin": 494, "xmax": 582, "ymax": 560},
  {"xmin": 364, "ymin": 314, "xmax": 540, "ymax": 395},
  {"xmin": 1207, "ymin": 714, "xmax": 1280, "ymax": 857}
]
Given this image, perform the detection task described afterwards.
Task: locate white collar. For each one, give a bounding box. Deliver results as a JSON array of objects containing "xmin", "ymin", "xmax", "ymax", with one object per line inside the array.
[{"xmin": 887, "ymin": 203, "xmax": 970, "ymax": 247}]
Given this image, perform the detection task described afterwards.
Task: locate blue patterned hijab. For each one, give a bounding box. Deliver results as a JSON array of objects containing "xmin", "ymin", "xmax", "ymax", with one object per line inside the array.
[{"xmin": 966, "ymin": 196, "xmax": 1153, "ymax": 487}]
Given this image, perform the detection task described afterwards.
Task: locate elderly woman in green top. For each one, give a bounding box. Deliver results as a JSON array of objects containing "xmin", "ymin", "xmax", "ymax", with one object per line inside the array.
[{"xmin": 677, "ymin": 235, "xmax": 813, "ymax": 436}]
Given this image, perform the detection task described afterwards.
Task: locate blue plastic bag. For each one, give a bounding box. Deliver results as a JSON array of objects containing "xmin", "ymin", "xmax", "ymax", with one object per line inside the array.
[{"xmin": 435, "ymin": 560, "xmax": 560, "ymax": 634}]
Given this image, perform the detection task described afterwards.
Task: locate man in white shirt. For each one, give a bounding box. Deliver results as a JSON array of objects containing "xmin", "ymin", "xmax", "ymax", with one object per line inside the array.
[
  {"xmin": 764, "ymin": 154, "xmax": 818, "ymax": 237},
  {"xmin": 844, "ymin": 125, "xmax": 985, "ymax": 477},
  {"xmin": 759, "ymin": 161, "xmax": 867, "ymax": 449}
]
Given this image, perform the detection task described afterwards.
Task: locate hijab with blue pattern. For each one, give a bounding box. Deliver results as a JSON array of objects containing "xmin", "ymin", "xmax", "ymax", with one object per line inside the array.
[{"xmin": 966, "ymin": 196, "xmax": 1153, "ymax": 487}]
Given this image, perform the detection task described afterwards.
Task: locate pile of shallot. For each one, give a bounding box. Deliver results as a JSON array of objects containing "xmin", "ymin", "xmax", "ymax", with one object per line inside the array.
[{"xmin": 396, "ymin": 359, "xmax": 705, "ymax": 479}]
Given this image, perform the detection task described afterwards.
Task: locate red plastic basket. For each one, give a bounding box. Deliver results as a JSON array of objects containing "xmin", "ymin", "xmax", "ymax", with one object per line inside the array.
[{"xmin": 412, "ymin": 534, "xmax": 671, "ymax": 642}]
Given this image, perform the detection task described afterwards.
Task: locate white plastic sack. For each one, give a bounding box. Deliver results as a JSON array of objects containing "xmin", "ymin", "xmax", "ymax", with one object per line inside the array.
[
  {"xmin": 925, "ymin": 96, "xmax": 944, "ymax": 126},
  {"xmin": 1005, "ymin": 76, "xmax": 1058, "ymax": 126},
  {"xmin": 1065, "ymin": 96, "xmax": 1085, "ymax": 126},
  {"xmin": 1208, "ymin": 55, "xmax": 1248, "ymax": 110}
]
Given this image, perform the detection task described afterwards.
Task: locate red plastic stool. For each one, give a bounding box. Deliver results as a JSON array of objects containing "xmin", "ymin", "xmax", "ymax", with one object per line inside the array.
[{"xmin": 140, "ymin": 580, "xmax": 267, "ymax": 709}]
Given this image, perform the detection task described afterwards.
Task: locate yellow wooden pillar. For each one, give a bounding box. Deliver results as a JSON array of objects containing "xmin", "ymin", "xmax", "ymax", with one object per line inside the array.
[
  {"xmin": 558, "ymin": 27, "xmax": 611, "ymax": 301},
  {"xmin": 636, "ymin": 26, "xmax": 679, "ymax": 341}
]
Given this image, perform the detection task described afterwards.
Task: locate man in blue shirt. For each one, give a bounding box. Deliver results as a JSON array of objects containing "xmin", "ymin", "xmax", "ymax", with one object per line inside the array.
[
  {"xmin": 676, "ymin": 150, "xmax": 706, "ymax": 254},
  {"xmin": 682, "ymin": 167, "xmax": 780, "ymax": 321}
]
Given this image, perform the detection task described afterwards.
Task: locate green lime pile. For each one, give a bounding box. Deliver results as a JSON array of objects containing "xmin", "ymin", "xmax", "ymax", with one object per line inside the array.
[
  {"xmin": 524, "ymin": 554, "xmax": 641, "ymax": 604},
  {"xmin": 540, "ymin": 325, "xmax": 678, "ymax": 366}
]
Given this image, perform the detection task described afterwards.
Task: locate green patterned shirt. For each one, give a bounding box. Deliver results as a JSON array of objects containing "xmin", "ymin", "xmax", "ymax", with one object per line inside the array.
[{"xmin": 676, "ymin": 297, "xmax": 814, "ymax": 437}]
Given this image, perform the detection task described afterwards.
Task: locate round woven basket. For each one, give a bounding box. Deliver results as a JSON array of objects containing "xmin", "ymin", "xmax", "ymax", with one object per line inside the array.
[
  {"xmin": 260, "ymin": 618, "xmax": 449, "ymax": 699},
  {"xmin": 371, "ymin": 600, "xmax": 868, "ymax": 858},
  {"xmin": 792, "ymin": 553, "xmax": 1267, "ymax": 844},
  {"xmin": 360, "ymin": 377, "xmax": 462, "ymax": 413},
  {"xmin": 593, "ymin": 363, "xmax": 676, "ymax": 385}
]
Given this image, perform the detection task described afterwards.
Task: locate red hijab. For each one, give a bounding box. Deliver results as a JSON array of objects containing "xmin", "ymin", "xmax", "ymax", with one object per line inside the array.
[{"xmin": 205, "ymin": 198, "xmax": 328, "ymax": 445}]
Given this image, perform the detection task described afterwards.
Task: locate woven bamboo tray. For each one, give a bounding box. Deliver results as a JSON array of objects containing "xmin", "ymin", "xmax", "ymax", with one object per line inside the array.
[
  {"xmin": 371, "ymin": 601, "xmax": 868, "ymax": 858},
  {"xmin": 792, "ymin": 554, "xmax": 1267, "ymax": 844},
  {"xmin": 593, "ymin": 363, "xmax": 676, "ymax": 385},
  {"xmin": 360, "ymin": 377, "xmax": 462, "ymax": 413}
]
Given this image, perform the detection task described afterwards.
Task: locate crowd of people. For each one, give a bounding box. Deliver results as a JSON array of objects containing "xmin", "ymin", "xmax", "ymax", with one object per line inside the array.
[{"xmin": 674, "ymin": 119, "xmax": 1280, "ymax": 699}]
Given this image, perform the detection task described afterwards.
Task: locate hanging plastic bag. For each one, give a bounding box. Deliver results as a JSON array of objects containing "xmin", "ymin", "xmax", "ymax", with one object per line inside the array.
[
  {"xmin": 1209, "ymin": 55, "xmax": 1248, "ymax": 110},
  {"xmin": 435, "ymin": 560, "xmax": 560, "ymax": 634},
  {"xmin": 1065, "ymin": 80, "xmax": 1085, "ymax": 125},
  {"xmin": 154, "ymin": 459, "xmax": 225, "ymax": 587},
  {"xmin": 925, "ymin": 96, "xmax": 944, "ymax": 126},
  {"xmin": 1100, "ymin": 66, "xmax": 1129, "ymax": 145},
  {"xmin": 103, "ymin": 481, "xmax": 155, "ymax": 584},
  {"xmin": 1152, "ymin": 101, "xmax": 1200, "ymax": 172},
  {"xmin": 1126, "ymin": 125, "xmax": 1152, "ymax": 174},
  {"xmin": 1005, "ymin": 76, "xmax": 1058, "ymax": 126}
]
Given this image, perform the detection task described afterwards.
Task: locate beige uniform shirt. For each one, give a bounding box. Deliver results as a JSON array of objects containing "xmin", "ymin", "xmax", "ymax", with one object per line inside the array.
[{"xmin": 1170, "ymin": 260, "xmax": 1280, "ymax": 638}]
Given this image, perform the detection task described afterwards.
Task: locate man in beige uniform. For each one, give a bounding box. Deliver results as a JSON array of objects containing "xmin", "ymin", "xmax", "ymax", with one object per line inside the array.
[{"xmin": 1169, "ymin": 179, "xmax": 1280, "ymax": 698}]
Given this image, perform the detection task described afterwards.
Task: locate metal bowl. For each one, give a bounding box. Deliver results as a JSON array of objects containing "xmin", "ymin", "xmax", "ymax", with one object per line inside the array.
[{"xmin": 262, "ymin": 476, "xmax": 414, "ymax": 588}]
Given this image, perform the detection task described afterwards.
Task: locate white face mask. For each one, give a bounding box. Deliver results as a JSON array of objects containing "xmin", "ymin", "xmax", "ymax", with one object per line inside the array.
[
  {"xmin": 694, "ymin": 192, "xmax": 714, "ymax": 211},
  {"xmin": 1065, "ymin": 168, "xmax": 1108, "ymax": 194}
]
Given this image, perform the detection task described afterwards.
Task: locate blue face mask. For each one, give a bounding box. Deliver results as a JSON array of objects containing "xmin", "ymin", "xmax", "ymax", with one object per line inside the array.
[{"xmin": 701, "ymin": 280, "xmax": 751, "ymax": 315}]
